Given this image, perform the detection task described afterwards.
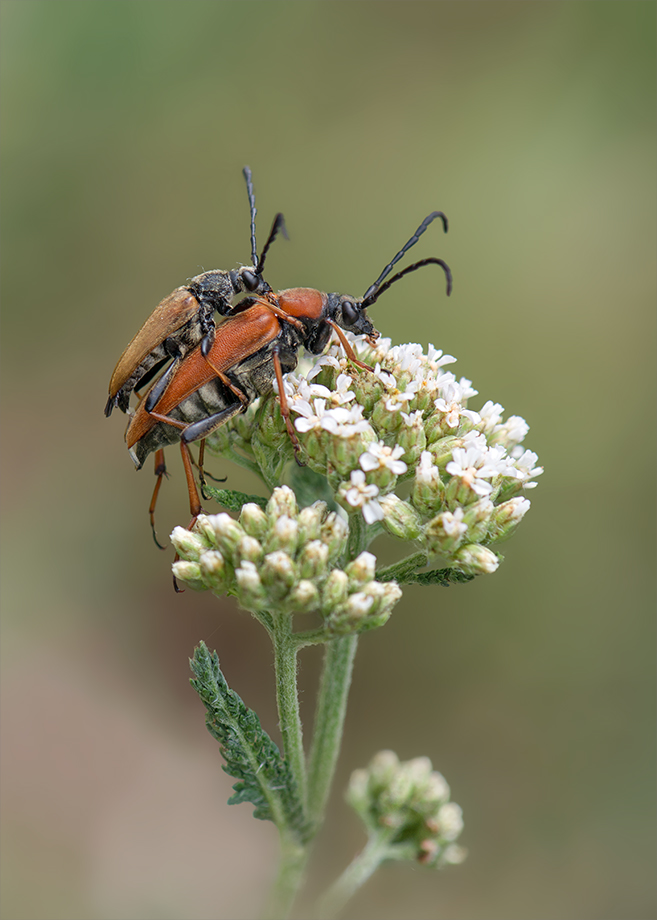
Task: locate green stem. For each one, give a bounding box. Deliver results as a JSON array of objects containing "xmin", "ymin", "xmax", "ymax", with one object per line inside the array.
[
  {"xmin": 271, "ymin": 613, "xmax": 308, "ymax": 813},
  {"xmin": 315, "ymin": 830, "xmax": 394, "ymax": 919},
  {"xmin": 307, "ymin": 635, "xmax": 359, "ymax": 827},
  {"xmin": 262, "ymin": 834, "xmax": 309, "ymax": 920}
]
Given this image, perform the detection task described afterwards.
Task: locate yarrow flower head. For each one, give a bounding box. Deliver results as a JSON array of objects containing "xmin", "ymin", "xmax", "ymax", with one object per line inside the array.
[{"xmin": 192, "ymin": 332, "xmax": 542, "ymax": 587}]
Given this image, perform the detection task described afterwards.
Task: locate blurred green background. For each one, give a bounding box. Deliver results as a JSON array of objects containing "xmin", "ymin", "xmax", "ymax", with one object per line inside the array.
[{"xmin": 1, "ymin": 2, "xmax": 654, "ymax": 919}]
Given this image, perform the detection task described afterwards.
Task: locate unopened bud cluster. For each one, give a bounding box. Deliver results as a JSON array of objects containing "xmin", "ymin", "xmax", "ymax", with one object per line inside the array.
[
  {"xmin": 347, "ymin": 750, "xmax": 466, "ymax": 868},
  {"xmin": 171, "ymin": 486, "xmax": 401, "ymax": 633}
]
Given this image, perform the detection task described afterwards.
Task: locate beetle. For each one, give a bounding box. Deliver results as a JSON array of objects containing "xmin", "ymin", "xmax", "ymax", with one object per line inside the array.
[
  {"xmin": 124, "ymin": 210, "xmax": 453, "ymax": 532},
  {"xmin": 105, "ymin": 167, "xmax": 285, "ymax": 416}
]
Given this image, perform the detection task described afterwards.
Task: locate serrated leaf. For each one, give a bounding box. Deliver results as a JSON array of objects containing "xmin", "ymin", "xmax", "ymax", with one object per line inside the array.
[
  {"xmin": 376, "ymin": 556, "xmax": 475, "ymax": 587},
  {"xmin": 408, "ymin": 567, "xmax": 476, "ymax": 587},
  {"xmin": 202, "ymin": 486, "xmax": 268, "ymax": 512},
  {"xmin": 190, "ymin": 642, "xmax": 309, "ymax": 840}
]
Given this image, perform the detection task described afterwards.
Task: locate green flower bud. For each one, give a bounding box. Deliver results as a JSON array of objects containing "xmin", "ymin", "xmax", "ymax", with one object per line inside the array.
[
  {"xmin": 345, "ymin": 768, "xmax": 371, "ymax": 817},
  {"xmin": 350, "ymin": 372, "xmax": 384, "ymax": 414},
  {"xmin": 410, "ymin": 453, "xmax": 445, "ymax": 517},
  {"xmin": 424, "ymin": 509, "xmax": 468, "ymax": 555},
  {"xmin": 235, "ymin": 535, "xmax": 264, "ymax": 565},
  {"xmin": 443, "ymin": 473, "xmax": 483, "ymax": 509},
  {"xmin": 371, "ymin": 400, "xmax": 403, "ymax": 437},
  {"xmin": 205, "ymin": 513, "xmax": 244, "ymax": 561},
  {"xmin": 297, "ymin": 540, "xmax": 329, "ymax": 581},
  {"xmin": 170, "ymin": 526, "xmax": 209, "ymax": 561},
  {"xmin": 397, "ymin": 415, "xmax": 427, "ymax": 466},
  {"xmin": 435, "ymin": 802, "xmax": 464, "ymax": 841},
  {"xmin": 239, "ymin": 503, "xmax": 269, "ymax": 541},
  {"xmin": 264, "ymin": 515, "xmax": 299, "ymax": 557},
  {"xmin": 442, "ymin": 844, "xmax": 468, "ymax": 865},
  {"xmin": 368, "ymin": 750, "xmax": 400, "ymax": 791},
  {"xmin": 452, "ymin": 543, "xmax": 499, "ymax": 575},
  {"xmin": 235, "ymin": 561, "xmax": 266, "ymax": 609},
  {"xmin": 267, "ymin": 485, "xmax": 299, "ymax": 522},
  {"xmin": 288, "ymin": 579, "xmax": 320, "ymax": 613},
  {"xmin": 378, "ymin": 494, "xmax": 423, "ymax": 540},
  {"xmin": 321, "ymin": 569, "xmax": 349, "ymax": 615},
  {"xmin": 193, "ymin": 515, "xmax": 221, "ymax": 550},
  {"xmin": 199, "ymin": 550, "xmax": 227, "ymax": 591},
  {"xmin": 328, "ymin": 429, "xmax": 376, "ymax": 478},
  {"xmin": 461, "ymin": 498, "xmax": 494, "ymax": 544},
  {"xmin": 345, "ymin": 551, "xmax": 377, "ymax": 586},
  {"xmin": 427, "ymin": 436, "xmax": 463, "ymax": 466},
  {"xmin": 319, "ymin": 512, "xmax": 348, "ymax": 561},
  {"xmin": 260, "ymin": 550, "xmax": 297, "ymax": 600},
  {"xmin": 487, "ymin": 497, "xmax": 531, "ymax": 543},
  {"xmin": 297, "ymin": 502, "xmax": 328, "ymax": 543},
  {"xmin": 171, "ymin": 560, "xmax": 204, "ymax": 589}
]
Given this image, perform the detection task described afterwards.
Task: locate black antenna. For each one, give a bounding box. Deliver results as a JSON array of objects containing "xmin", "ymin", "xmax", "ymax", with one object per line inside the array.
[
  {"xmin": 361, "ymin": 211, "xmax": 448, "ymax": 304},
  {"xmin": 242, "ymin": 166, "xmax": 258, "ymax": 267},
  {"xmin": 363, "ymin": 257, "xmax": 452, "ymax": 307},
  {"xmin": 257, "ymin": 212, "xmax": 287, "ymax": 274}
]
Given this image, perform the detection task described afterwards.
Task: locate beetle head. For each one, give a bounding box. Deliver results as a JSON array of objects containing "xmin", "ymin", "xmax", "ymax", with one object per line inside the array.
[{"xmin": 326, "ymin": 293, "xmax": 379, "ymax": 345}]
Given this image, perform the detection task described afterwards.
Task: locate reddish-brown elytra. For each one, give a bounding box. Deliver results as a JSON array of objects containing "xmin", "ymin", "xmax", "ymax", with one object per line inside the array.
[
  {"xmin": 124, "ymin": 208, "xmax": 452, "ymax": 542},
  {"xmin": 105, "ymin": 167, "xmax": 285, "ymax": 417}
]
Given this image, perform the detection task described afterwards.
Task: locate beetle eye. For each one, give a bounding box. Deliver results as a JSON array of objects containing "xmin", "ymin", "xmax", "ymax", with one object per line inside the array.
[
  {"xmin": 342, "ymin": 300, "xmax": 359, "ymax": 325},
  {"xmin": 242, "ymin": 270, "xmax": 259, "ymax": 291}
]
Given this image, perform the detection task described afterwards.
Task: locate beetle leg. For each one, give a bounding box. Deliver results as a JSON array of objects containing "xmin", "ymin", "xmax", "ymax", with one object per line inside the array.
[
  {"xmin": 198, "ymin": 359, "xmax": 251, "ymax": 410},
  {"xmin": 181, "ymin": 401, "xmax": 245, "ymax": 443},
  {"xmin": 144, "ymin": 359, "xmax": 180, "ymax": 412},
  {"xmin": 326, "ymin": 319, "xmax": 374, "ymax": 372},
  {"xmin": 149, "ymin": 450, "xmax": 168, "ymax": 550},
  {"xmin": 196, "ymin": 440, "xmax": 227, "ymax": 500},
  {"xmin": 273, "ymin": 346, "xmax": 306, "ymax": 466},
  {"xmin": 179, "ymin": 439, "xmax": 204, "ymax": 528},
  {"xmin": 262, "ymin": 301, "xmax": 306, "ymax": 332}
]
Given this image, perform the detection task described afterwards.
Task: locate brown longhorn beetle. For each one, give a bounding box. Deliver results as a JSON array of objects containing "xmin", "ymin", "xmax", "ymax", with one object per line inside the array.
[
  {"xmin": 117, "ymin": 202, "xmax": 452, "ymax": 546},
  {"xmin": 105, "ymin": 167, "xmax": 285, "ymax": 416}
]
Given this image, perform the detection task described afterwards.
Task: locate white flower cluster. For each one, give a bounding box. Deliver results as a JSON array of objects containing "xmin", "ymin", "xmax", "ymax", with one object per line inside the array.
[
  {"xmin": 347, "ymin": 750, "xmax": 466, "ymax": 868},
  {"xmin": 274, "ymin": 336, "xmax": 543, "ymax": 576},
  {"xmin": 171, "ymin": 486, "xmax": 402, "ymax": 633}
]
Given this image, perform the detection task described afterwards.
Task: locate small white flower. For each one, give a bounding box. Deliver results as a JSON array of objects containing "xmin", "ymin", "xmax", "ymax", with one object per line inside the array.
[
  {"xmin": 478, "ymin": 400, "xmax": 505, "ymax": 431},
  {"xmin": 292, "ymin": 397, "xmax": 329, "ymax": 433},
  {"xmin": 509, "ymin": 449, "xmax": 544, "ymax": 488},
  {"xmin": 306, "ymin": 353, "xmax": 342, "ymax": 380},
  {"xmin": 434, "ymin": 379, "xmax": 479, "ymax": 429},
  {"xmin": 493, "ymin": 414, "xmax": 530, "ymax": 445},
  {"xmin": 327, "ymin": 373, "xmax": 357, "ymax": 406},
  {"xmin": 439, "ymin": 508, "xmax": 468, "ymax": 538},
  {"xmin": 359, "ymin": 441, "xmax": 407, "ymax": 476},
  {"xmin": 426, "ymin": 344, "xmax": 457, "ymax": 373},
  {"xmin": 416, "ymin": 451, "xmax": 441, "ymax": 485},
  {"xmin": 321, "ymin": 404, "xmax": 372, "ymax": 438},
  {"xmin": 373, "ymin": 364, "xmax": 396, "ymax": 388},
  {"xmin": 400, "ymin": 409, "xmax": 424, "ymax": 428},
  {"xmin": 344, "ymin": 470, "xmax": 384, "ymax": 524},
  {"xmin": 384, "ymin": 380, "xmax": 419, "ymax": 413},
  {"xmin": 446, "ymin": 446, "xmax": 502, "ymax": 497},
  {"xmin": 280, "ymin": 373, "xmax": 331, "ymax": 404}
]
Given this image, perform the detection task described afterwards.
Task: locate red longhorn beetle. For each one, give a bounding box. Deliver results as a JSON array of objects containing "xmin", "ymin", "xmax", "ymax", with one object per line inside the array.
[
  {"xmin": 105, "ymin": 167, "xmax": 285, "ymax": 416},
  {"xmin": 120, "ymin": 209, "xmax": 452, "ymax": 543}
]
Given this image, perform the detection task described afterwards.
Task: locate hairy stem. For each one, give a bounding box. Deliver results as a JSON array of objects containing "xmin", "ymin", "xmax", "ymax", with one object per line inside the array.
[
  {"xmin": 271, "ymin": 613, "xmax": 308, "ymax": 813},
  {"xmin": 315, "ymin": 830, "xmax": 395, "ymax": 919},
  {"xmin": 262, "ymin": 834, "xmax": 309, "ymax": 920},
  {"xmin": 307, "ymin": 635, "xmax": 359, "ymax": 828}
]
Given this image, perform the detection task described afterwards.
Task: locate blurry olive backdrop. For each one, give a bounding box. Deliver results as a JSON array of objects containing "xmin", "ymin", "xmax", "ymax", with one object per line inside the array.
[{"xmin": 1, "ymin": 3, "xmax": 655, "ymax": 919}]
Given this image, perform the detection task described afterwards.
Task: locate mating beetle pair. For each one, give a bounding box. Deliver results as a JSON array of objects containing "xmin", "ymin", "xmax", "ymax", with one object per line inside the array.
[{"xmin": 106, "ymin": 169, "xmax": 453, "ymax": 540}]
